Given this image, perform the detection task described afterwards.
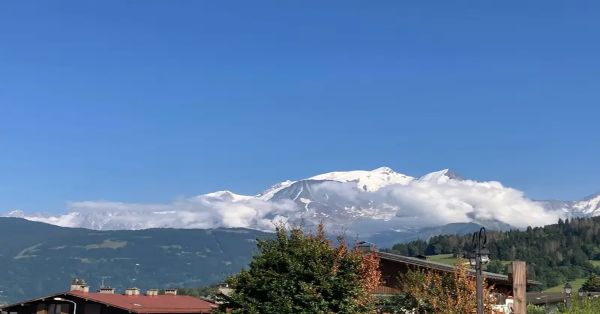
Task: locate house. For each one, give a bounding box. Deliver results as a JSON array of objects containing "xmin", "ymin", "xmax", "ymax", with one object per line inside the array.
[
  {"xmin": 373, "ymin": 250, "xmax": 541, "ymax": 302},
  {"xmin": 0, "ymin": 280, "xmax": 215, "ymax": 314}
]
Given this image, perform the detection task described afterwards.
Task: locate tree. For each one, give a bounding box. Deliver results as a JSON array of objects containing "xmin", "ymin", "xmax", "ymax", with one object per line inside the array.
[
  {"xmin": 217, "ymin": 224, "xmax": 381, "ymax": 314},
  {"xmin": 375, "ymin": 293, "xmax": 422, "ymax": 314},
  {"xmin": 385, "ymin": 259, "xmax": 499, "ymax": 313},
  {"xmin": 485, "ymin": 260, "xmax": 506, "ymax": 274},
  {"xmin": 582, "ymin": 274, "xmax": 600, "ymax": 292}
]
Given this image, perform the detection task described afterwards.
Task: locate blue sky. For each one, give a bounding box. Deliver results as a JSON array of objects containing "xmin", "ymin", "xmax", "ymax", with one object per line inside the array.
[{"xmin": 1, "ymin": 1, "xmax": 599, "ymax": 213}]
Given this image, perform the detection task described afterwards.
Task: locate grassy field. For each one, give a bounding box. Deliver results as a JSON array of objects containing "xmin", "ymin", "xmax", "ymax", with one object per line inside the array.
[
  {"xmin": 589, "ymin": 260, "xmax": 600, "ymax": 267},
  {"xmin": 544, "ymin": 278, "xmax": 587, "ymax": 293},
  {"xmin": 427, "ymin": 254, "xmax": 459, "ymax": 265},
  {"xmin": 427, "ymin": 254, "xmax": 511, "ymax": 267}
]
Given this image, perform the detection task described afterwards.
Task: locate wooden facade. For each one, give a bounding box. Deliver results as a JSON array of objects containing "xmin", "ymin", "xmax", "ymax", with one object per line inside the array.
[{"xmin": 376, "ymin": 251, "xmax": 539, "ymax": 300}]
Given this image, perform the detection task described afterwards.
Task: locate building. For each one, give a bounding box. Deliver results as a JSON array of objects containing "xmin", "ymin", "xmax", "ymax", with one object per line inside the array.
[
  {"xmin": 374, "ymin": 250, "xmax": 541, "ymax": 301},
  {"xmin": 1, "ymin": 280, "xmax": 215, "ymax": 314}
]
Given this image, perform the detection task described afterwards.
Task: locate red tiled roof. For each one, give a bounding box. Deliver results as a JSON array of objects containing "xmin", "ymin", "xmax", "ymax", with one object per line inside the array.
[{"xmin": 66, "ymin": 290, "xmax": 216, "ymax": 313}]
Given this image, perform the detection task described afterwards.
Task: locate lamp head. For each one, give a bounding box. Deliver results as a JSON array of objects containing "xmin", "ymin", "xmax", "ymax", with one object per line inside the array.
[
  {"xmin": 564, "ymin": 282, "xmax": 573, "ymax": 295},
  {"xmin": 468, "ymin": 250, "xmax": 477, "ymax": 267},
  {"xmin": 480, "ymin": 248, "xmax": 491, "ymax": 264}
]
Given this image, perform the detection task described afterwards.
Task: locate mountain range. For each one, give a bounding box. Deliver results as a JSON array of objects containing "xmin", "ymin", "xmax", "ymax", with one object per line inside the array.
[
  {"xmin": 0, "ymin": 217, "xmax": 270, "ymax": 304},
  {"xmin": 5, "ymin": 167, "xmax": 600, "ymax": 247}
]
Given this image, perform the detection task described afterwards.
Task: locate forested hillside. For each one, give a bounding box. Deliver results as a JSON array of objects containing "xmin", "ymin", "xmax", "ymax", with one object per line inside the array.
[
  {"xmin": 388, "ymin": 217, "xmax": 600, "ymax": 289},
  {"xmin": 0, "ymin": 218, "xmax": 271, "ymax": 303}
]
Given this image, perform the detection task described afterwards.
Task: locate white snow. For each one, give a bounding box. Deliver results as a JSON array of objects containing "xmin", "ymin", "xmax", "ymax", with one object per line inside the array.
[
  {"xmin": 308, "ymin": 167, "xmax": 414, "ymax": 192},
  {"xmin": 256, "ymin": 180, "xmax": 296, "ymax": 200},
  {"xmin": 419, "ymin": 169, "xmax": 453, "ymax": 183},
  {"xmin": 201, "ymin": 190, "xmax": 254, "ymax": 202},
  {"xmin": 572, "ymin": 194, "xmax": 600, "ymax": 214}
]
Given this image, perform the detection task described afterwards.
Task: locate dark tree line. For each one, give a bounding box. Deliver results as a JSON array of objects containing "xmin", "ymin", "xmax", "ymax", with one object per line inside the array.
[{"xmin": 388, "ymin": 217, "xmax": 600, "ymax": 289}]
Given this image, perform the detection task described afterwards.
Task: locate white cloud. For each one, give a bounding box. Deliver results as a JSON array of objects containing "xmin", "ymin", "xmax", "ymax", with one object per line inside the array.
[
  {"xmin": 5, "ymin": 174, "xmax": 565, "ymax": 233},
  {"xmin": 12, "ymin": 195, "xmax": 299, "ymax": 231},
  {"xmin": 311, "ymin": 177, "xmax": 563, "ymax": 230}
]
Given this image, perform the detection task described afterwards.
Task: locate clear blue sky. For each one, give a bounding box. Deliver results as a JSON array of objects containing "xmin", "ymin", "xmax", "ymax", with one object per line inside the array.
[{"xmin": 1, "ymin": 1, "xmax": 599, "ymax": 212}]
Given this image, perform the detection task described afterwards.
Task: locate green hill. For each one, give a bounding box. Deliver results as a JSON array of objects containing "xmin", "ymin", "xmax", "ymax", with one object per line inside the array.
[
  {"xmin": 0, "ymin": 218, "xmax": 271, "ymax": 303},
  {"xmin": 388, "ymin": 217, "xmax": 600, "ymax": 290}
]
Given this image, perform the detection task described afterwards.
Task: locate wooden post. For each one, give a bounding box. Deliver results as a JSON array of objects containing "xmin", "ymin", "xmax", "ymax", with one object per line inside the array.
[{"xmin": 511, "ymin": 261, "xmax": 527, "ymax": 314}]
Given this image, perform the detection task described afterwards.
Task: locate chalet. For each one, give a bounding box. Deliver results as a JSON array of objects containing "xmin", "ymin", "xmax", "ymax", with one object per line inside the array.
[
  {"xmin": 0, "ymin": 280, "xmax": 215, "ymax": 314},
  {"xmin": 373, "ymin": 250, "xmax": 541, "ymax": 302}
]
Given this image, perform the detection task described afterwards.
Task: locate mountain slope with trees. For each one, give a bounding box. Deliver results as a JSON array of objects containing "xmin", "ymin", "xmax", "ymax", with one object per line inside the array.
[
  {"xmin": 388, "ymin": 217, "xmax": 600, "ymax": 289},
  {"xmin": 0, "ymin": 218, "xmax": 271, "ymax": 303}
]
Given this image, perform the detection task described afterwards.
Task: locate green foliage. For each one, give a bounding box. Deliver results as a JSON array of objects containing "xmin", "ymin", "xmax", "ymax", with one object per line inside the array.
[
  {"xmin": 217, "ymin": 224, "xmax": 377, "ymax": 314},
  {"xmin": 527, "ymin": 304, "xmax": 546, "ymax": 314},
  {"xmin": 582, "ymin": 274, "xmax": 600, "ymax": 292},
  {"xmin": 485, "ymin": 259, "xmax": 507, "ymax": 274},
  {"xmin": 176, "ymin": 285, "xmax": 220, "ymax": 299},
  {"xmin": 375, "ymin": 293, "xmax": 424, "ymax": 314},
  {"xmin": 390, "ymin": 217, "xmax": 600, "ymax": 289},
  {"xmin": 559, "ymin": 295, "xmax": 600, "ymax": 313}
]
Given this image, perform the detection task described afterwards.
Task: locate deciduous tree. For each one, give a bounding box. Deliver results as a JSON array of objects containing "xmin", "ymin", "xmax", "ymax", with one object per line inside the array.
[{"xmin": 217, "ymin": 223, "xmax": 381, "ymax": 314}]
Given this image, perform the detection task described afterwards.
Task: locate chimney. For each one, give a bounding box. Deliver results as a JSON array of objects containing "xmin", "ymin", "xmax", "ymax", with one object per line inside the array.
[
  {"xmin": 70, "ymin": 278, "xmax": 90, "ymax": 293},
  {"xmin": 146, "ymin": 289, "xmax": 159, "ymax": 296},
  {"xmin": 164, "ymin": 289, "xmax": 177, "ymax": 296},
  {"xmin": 98, "ymin": 287, "xmax": 115, "ymax": 294},
  {"xmin": 124, "ymin": 288, "xmax": 140, "ymax": 296}
]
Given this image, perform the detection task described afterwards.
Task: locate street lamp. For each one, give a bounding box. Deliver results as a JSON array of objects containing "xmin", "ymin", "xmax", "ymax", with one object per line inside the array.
[
  {"xmin": 563, "ymin": 283, "xmax": 572, "ymax": 308},
  {"xmin": 470, "ymin": 227, "xmax": 490, "ymax": 314},
  {"xmin": 53, "ymin": 297, "xmax": 76, "ymax": 314}
]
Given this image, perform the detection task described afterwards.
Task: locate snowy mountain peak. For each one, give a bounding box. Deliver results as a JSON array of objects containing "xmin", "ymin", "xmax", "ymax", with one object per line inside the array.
[
  {"xmin": 308, "ymin": 167, "xmax": 414, "ymax": 192},
  {"xmin": 572, "ymin": 192, "xmax": 600, "ymax": 215},
  {"xmin": 419, "ymin": 169, "xmax": 463, "ymax": 183},
  {"xmin": 257, "ymin": 180, "xmax": 296, "ymax": 200},
  {"xmin": 583, "ymin": 192, "xmax": 600, "ymax": 201},
  {"xmin": 372, "ymin": 166, "xmax": 394, "ymax": 174},
  {"xmin": 201, "ymin": 190, "xmax": 253, "ymax": 202}
]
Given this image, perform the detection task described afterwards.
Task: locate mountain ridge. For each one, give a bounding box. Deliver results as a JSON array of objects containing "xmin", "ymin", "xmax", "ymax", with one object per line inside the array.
[{"xmin": 4, "ymin": 167, "xmax": 598, "ymax": 242}]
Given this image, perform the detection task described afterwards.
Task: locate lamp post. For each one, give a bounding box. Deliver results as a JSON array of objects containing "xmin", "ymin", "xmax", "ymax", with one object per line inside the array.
[
  {"xmin": 470, "ymin": 227, "xmax": 490, "ymax": 314},
  {"xmin": 563, "ymin": 282, "xmax": 572, "ymax": 308},
  {"xmin": 53, "ymin": 297, "xmax": 76, "ymax": 314}
]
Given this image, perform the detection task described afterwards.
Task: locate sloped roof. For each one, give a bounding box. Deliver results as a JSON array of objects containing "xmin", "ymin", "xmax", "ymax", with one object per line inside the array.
[
  {"xmin": 69, "ymin": 290, "xmax": 216, "ymax": 313},
  {"xmin": 377, "ymin": 251, "xmax": 541, "ymax": 286},
  {"xmin": 2, "ymin": 291, "xmax": 216, "ymax": 314}
]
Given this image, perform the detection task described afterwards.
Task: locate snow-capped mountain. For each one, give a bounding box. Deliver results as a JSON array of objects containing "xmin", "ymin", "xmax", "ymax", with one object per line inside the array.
[
  {"xmin": 5, "ymin": 167, "xmax": 598, "ymax": 245},
  {"xmin": 569, "ymin": 193, "xmax": 600, "ymax": 216},
  {"xmin": 308, "ymin": 167, "xmax": 414, "ymax": 191}
]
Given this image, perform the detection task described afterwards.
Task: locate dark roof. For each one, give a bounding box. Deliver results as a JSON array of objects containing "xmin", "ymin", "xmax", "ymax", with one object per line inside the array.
[
  {"xmin": 377, "ymin": 251, "xmax": 541, "ymax": 286},
  {"xmin": 526, "ymin": 292, "xmax": 566, "ymax": 305},
  {"xmin": 2, "ymin": 291, "xmax": 216, "ymax": 314}
]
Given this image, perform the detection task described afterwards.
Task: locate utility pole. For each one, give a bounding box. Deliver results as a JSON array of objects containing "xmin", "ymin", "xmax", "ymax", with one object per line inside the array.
[{"xmin": 511, "ymin": 261, "xmax": 527, "ymax": 314}]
